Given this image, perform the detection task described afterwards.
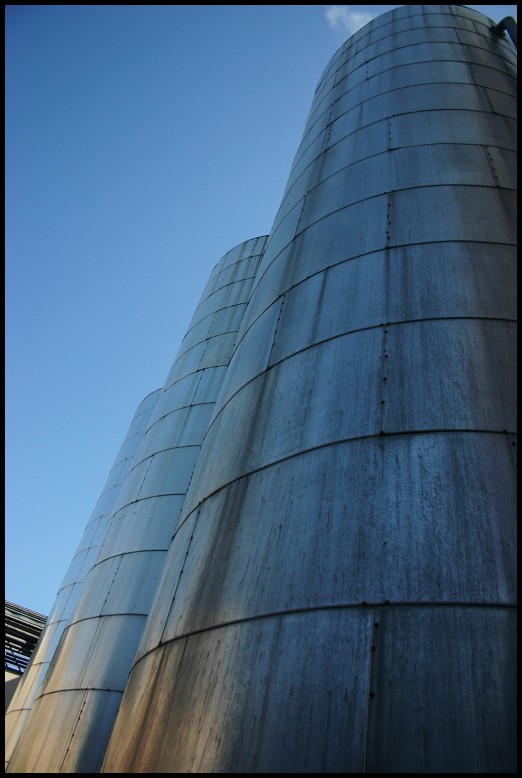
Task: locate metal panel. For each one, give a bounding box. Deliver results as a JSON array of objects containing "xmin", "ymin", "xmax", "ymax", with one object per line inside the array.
[
  {"xmin": 198, "ymin": 331, "xmax": 238, "ymax": 368},
  {"xmin": 6, "ymin": 658, "xmax": 50, "ymax": 716},
  {"xmin": 47, "ymin": 581, "xmax": 82, "ymax": 623},
  {"xmin": 8, "ymin": 689, "xmax": 123, "ymax": 774},
  {"xmin": 215, "ymin": 297, "xmax": 282, "ymax": 411},
  {"xmin": 366, "ymin": 606, "xmax": 517, "ymax": 772},
  {"xmin": 192, "ymin": 363, "xmax": 228, "ymax": 403},
  {"xmin": 269, "ymin": 244, "xmax": 516, "ymax": 363},
  {"xmin": 161, "ymin": 433, "xmax": 516, "ymax": 642},
  {"xmin": 186, "ymin": 328, "xmax": 383, "ymax": 498},
  {"xmin": 247, "ymin": 193, "xmax": 389, "ymax": 324},
  {"xmin": 190, "ymin": 275, "xmax": 257, "ymax": 322},
  {"xmin": 101, "ymin": 6, "xmax": 515, "ymax": 774},
  {"xmin": 390, "ymin": 186, "xmax": 517, "ymax": 246},
  {"xmin": 5, "ymin": 390, "xmax": 161, "ymax": 768},
  {"xmin": 383, "ymin": 319, "xmax": 517, "ymax": 433},
  {"xmin": 296, "ymin": 145, "xmax": 497, "ymax": 233},
  {"xmin": 309, "ymin": 56, "xmax": 514, "ymax": 134},
  {"xmin": 7, "ymin": 238, "xmax": 267, "ymax": 773},
  {"xmin": 179, "ymin": 302, "xmax": 246, "ymax": 353},
  {"xmin": 133, "ymin": 509, "xmax": 198, "ymax": 660},
  {"xmin": 389, "ymin": 109, "xmax": 517, "ymax": 151},
  {"xmin": 58, "ymin": 544, "xmax": 100, "ymax": 589},
  {"xmin": 137, "ymin": 403, "xmax": 215, "ymax": 459},
  {"xmin": 72, "ymin": 551, "xmax": 166, "ymax": 620},
  {"xmin": 97, "ymin": 495, "xmax": 184, "ymax": 561},
  {"xmin": 43, "ymin": 616, "xmax": 145, "ymax": 694},
  {"xmin": 284, "ymin": 119, "xmax": 388, "ymax": 205},
  {"xmin": 10, "ymin": 5, "xmax": 516, "ymax": 775},
  {"xmin": 103, "ymin": 610, "xmax": 373, "ymax": 773},
  {"xmin": 5, "ymin": 709, "xmax": 30, "ymax": 770},
  {"xmin": 149, "ymin": 371, "xmax": 200, "ymax": 414},
  {"xmin": 142, "ymin": 446, "xmax": 200, "ymax": 498}
]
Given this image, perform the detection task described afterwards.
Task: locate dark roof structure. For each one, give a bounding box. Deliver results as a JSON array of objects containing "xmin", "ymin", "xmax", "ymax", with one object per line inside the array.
[{"xmin": 5, "ymin": 600, "xmax": 47, "ymax": 675}]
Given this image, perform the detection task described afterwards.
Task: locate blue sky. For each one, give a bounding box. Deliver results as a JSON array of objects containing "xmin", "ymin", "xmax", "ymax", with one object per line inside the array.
[{"xmin": 5, "ymin": 5, "xmax": 517, "ymax": 616}]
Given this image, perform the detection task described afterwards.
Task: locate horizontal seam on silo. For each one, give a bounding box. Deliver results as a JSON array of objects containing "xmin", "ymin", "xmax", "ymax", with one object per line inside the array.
[
  {"xmin": 110, "ymin": 492, "xmax": 191, "ymax": 520},
  {"xmin": 321, "ymin": 53, "xmax": 516, "ymax": 111},
  {"xmin": 87, "ymin": 548, "xmax": 169, "ymax": 574},
  {"xmin": 294, "ymin": 107, "xmax": 516, "ymax": 190},
  {"xmin": 130, "ymin": 443, "xmax": 201, "ymax": 469},
  {"xmin": 205, "ymin": 238, "xmax": 267, "ymax": 279},
  {"xmin": 229, "ymin": 240, "xmax": 517, "ymax": 363},
  {"xmin": 296, "ymin": 183, "xmax": 517, "ymax": 238},
  {"xmin": 162, "ymin": 364, "xmax": 228, "ymax": 393},
  {"xmin": 309, "ymin": 59, "xmax": 516, "ymax": 136},
  {"xmin": 199, "ymin": 262, "xmax": 263, "ymax": 301},
  {"xmin": 175, "ymin": 329, "xmax": 240, "ymax": 360},
  {"xmin": 307, "ymin": 68, "xmax": 516, "ymax": 149},
  {"xmin": 280, "ymin": 132, "xmax": 516, "ymax": 239},
  {"xmin": 33, "ymin": 686, "xmax": 126, "ymax": 702},
  {"xmin": 181, "ymin": 301, "xmax": 247, "ymax": 341},
  {"xmin": 318, "ymin": 11, "xmax": 497, "ymax": 82},
  {"xmin": 48, "ymin": 612, "xmax": 151, "ymax": 634},
  {"xmin": 279, "ymin": 140, "xmax": 516, "ymax": 224},
  {"xmin": 264, "ymin": 183, "xmax": 516, "ymax": 273},
  {"xmin": 205, "ymin": 249, "xmax": 265, "ymax": 282},
  {"xmin": 187, "ymin": 273, "xmax": 259, "ymax": 308},
  {"xmin": 317, "ymin": 23, "xmax": 515, "ymax": 92},
  {"xmin": 141, "ymin": 402, "xmax": 215, "ymax": 435},
  {"xmin": 173, "ymin": 428, "xmax": 517, "ymax": 538},
  {"xmin": 299, "ymin": 80, "xmax": 516, "ymax": 167},
  {"xmin": 133, "ymin": 600, "xmax": 518, "ymax": 671}
]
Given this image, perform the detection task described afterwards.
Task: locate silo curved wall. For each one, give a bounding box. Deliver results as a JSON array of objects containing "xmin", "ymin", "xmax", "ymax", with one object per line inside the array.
[
  {"xmin": 6, "ymin": 235, "xmax": 268, "ymax": 774},
  {"xmin": 4, "ymin": 388, "xmax": 160, "ymax": 771},
  {"xmin": 102, "ymin": 6, "xmax": 516, "ymax": 773}
]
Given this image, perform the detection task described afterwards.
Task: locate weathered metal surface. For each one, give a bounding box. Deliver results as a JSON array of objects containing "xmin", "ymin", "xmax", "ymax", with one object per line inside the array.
[
  {"xmin": 6, "ymin": 238, "xmax": 268, "ymax": 773},
  {"xmin": 5, "ymin": 389, "xmax": 161, "ymax": 769},
  {"xmin": 102, "ymin": 5, "xmax": 516, "ymax": 773},
  {"xmin": 103, "ymin": 610, "xmax": 375, "ymax": 773},
  {"xmin": 7, "ymin": 4, "xmax": 516, "ymax": 773}
]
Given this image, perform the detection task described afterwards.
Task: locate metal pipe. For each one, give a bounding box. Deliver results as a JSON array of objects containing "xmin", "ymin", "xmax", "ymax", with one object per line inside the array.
[{"xmin": 493, "ymin": 16, "xmax": 517, "ymax": 48}]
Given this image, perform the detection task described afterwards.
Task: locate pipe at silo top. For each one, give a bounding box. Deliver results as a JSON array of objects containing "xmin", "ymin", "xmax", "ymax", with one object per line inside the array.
[{"xmin": 101, "ymin": 5, "xmax": 517, "ymax": 773}]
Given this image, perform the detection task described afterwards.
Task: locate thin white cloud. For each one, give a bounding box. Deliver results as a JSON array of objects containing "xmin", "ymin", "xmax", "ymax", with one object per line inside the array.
[{"xmin": 325, "ymin": 6, "xmax": 375, "ymax": 38}]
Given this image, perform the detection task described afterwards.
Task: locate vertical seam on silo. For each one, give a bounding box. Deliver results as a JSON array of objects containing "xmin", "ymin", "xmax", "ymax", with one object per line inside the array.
[
  {"xmin": 380, "ymin": 326, "xmax": 389, "ymax": 435},
  {"xmin": 362, "ymin": 606, "xmax": 378, "ymax": 772},
  {"xmin": 507, "ymin": 433, "xmax": 517, "ymax": 471},
  {"xmin": 191, "ymin": 369, "xmax": 204, "ymax": 404},
  {"xmin": 267, "ymin": 294, "xmax": 286, "ymax": 369},
  {"xmin": 160, "ymin": 508, "xmax": 201, "ymax": 646},
  {"xmin": 483, "ymin": 145, "xmax": 500, "ymax": 186},
  {"xmin": 59, "ymin": 688, "xmax": 88, "ymax": 772},
  {"xmin": 294, "ymin": 195, "xmax": 307, "ymax": 237},
  {"xmin": 482, "ymin": 86, "xmax": 497, "ymax": 113},
  {"xmin": 101, "ymin": 555, "xmax": 123, "ymax": 615},
  {"xmin": 136, "ymin": 455, "xmax": 154, "ymax": 499}
]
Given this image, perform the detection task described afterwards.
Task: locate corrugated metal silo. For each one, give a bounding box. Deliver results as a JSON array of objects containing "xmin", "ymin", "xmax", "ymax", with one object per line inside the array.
[
  {"xmin": 102, "ymin": 5, "xmax": 517, "ymax": 773},
  {"xmin": 6, "ymin": 237, "xmax": 268, "ymax": 773},
  {"xmin": 4, "ymin": 388, "xmax": 160, "ymax": 770}
]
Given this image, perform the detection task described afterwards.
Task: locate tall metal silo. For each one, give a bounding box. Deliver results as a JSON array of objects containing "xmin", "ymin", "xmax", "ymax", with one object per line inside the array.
[
  {"xmin": 101, "ymin": 5, "xmax": 517, "ymax": 773},
  {"xmin": 6, "ymin": 236, "xmax": 268, "ymax": 773},
  {"xmin": 4, "ymin": 388, "xmax": 160, "ymax": 771}
]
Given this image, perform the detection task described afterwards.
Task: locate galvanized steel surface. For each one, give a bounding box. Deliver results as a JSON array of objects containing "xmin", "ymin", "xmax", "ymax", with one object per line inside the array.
[
  {"xmin": 6, "ymin": 237, "xmax": 268, "ymax": 773},
  {"xmin": 102, "ymin": 5, "xmax": 516, "ymax": 773},
  {"xmin": 6, "ymin": 4, "xmax": 516, "ymax": 773},
  {"xmin": 4, "ymin": 389, "xmax": 161, "ymax": 771}
]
